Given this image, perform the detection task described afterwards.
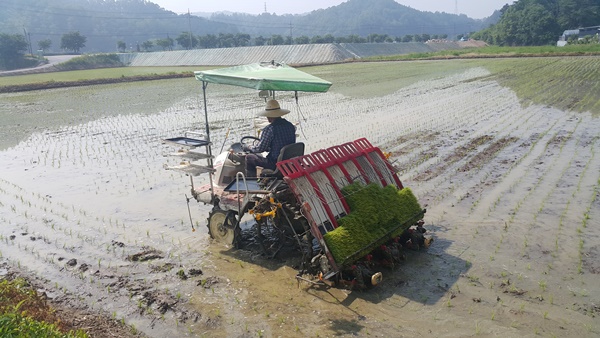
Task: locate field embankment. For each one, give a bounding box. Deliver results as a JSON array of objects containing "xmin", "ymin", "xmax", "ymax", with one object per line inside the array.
[
  {"xmin": 0, "ymin": 72, "xmax": 193, "ymax": 93},
  {"xmin": 369, "ymin": 44, "xmax": 600, "ymax": 61}
]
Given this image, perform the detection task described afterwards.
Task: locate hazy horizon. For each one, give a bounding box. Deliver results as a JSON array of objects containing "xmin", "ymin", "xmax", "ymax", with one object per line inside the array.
[{"xmin": 151, "ymin": 0, "xmax": 514, "ymax": 19}]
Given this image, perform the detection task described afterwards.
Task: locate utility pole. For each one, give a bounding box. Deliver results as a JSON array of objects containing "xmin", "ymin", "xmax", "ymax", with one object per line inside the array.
[
  {"xmin": 28, "ymin": 32, "xmax": 32, "ymax": 55},
  {"xmin": 188, "ymin": 9, "xmax": 193, "ymax": 49},
  {"xmin": 289, "ymin": 21, "xmax": 293, "ymax": 44},
  {"xmin": 264, "ymin": 2, "xmax": 267, "ymax": 13},
  {"xmin": 22, "ymin": 27, "xmax": 32, "ymax": 55}
]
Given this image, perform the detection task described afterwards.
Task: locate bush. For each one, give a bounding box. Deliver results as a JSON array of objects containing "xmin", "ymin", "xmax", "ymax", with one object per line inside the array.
[
  {"xmin": 55, "ymin": 54, "xmax": 123, "ymax": 71},
  {"xmin": 0, "ymin": 278, "xmax": 88, "ymax": 338}
]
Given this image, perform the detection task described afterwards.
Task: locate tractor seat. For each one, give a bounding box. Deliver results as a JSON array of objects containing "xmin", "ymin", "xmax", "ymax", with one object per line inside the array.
[{"xmin": 260, "ymin": 142, "xmax": 305, "ymax": 178}]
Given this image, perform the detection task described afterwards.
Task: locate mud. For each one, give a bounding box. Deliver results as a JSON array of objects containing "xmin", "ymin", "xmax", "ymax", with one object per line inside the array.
[{"xmin": 1, "ymin": 61, "xmax": 599, "ymax": 337}]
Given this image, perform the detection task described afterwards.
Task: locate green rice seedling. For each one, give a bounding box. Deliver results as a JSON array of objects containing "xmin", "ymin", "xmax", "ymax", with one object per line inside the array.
[{"xmin": 323, "ymin": 183, "xmax": 423, "ymax": 264}]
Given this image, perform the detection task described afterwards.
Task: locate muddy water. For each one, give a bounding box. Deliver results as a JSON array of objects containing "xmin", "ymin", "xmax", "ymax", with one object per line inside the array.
[{"xmin": 1, "ymin": 64, "xmax": 599, "ymax": 337}]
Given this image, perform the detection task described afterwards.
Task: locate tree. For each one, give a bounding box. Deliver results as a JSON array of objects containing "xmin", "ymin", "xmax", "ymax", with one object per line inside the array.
[
  {"xmin": 367, "ymin": 34, "xmax": 388, "ymax": 43},
  {"xmin": 0, "ymin": 33, "xmax": 28, "ymax": 69},
  {"xmin": 294, "ymin": 36, "xmax": 310, "ymax": 44},
  {"xmin": 322, "ymin": 34, "xmax": 335, "ymax": 43},
  {"xmin": 311, "ymin": 35, "xmax": 324, "ymax": 44},
  {"xmin": 234, "ymin": 33, "xmax": 251, "ymax": 47},
  {"xmin": 117, "ymin": 40, "xmax": 126, "ymax": 52},
  {"xmin": 471, "ymin": 0, "xmax": 586, "ymax": 46},
  {"xmin": 254, "ymin": 36, "xmax": 267, "ymax": 46},
  {"xmin": 37, "ymin": 39, "xmax": 52, "ymax": 52},
  {"xmin": 60, "ymin": 31, "xmax": 86, "ymax": 53},
  {"xmin": 218, "ymin": 33, "xmax": 235, "ymax": 47},
  {"xmin": 155, "ymin": 37, "xmax": 174, "ymax": 51},
  {"xmin": 141, "ymin": 40, "xmax": 153, "ymax": 51},
  {"xmin": 199, "ymin": 34, "xmax": 218, "ymax": 48},
  {"xmin": 269, "ymin": 35, "xmax": 285, "ymax": 45},
  {"xmin": 556, "ymin": 0, "xmax": 600, "ymax": 29},
  {"xmin": 346, "ymin": 34, "xmax": 366, "ymax": 43},
  {"xmin": 176, "ymin": 32, "xmax": 198, "ymax": 49}
]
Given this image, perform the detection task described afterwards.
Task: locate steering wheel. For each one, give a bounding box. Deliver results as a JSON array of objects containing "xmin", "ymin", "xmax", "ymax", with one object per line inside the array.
[{"xmin": 240, "ymin": 136, "xmax": 260, "ymax": 151}]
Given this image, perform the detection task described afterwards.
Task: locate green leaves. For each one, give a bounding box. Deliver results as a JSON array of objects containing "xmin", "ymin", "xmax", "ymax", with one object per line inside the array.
[
  {"xmin": 472, "ymin": 0, "xmax": 600, "ymax": 46},
  {"xmin": 0, "ymin": 278, "xmax": 89, "ymax": 337}
]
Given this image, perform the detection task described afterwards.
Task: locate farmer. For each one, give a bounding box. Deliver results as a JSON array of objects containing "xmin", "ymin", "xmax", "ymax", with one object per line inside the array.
[{"xmin": 242, "ymin": 99, "xmax": 296, "ymax": 177}]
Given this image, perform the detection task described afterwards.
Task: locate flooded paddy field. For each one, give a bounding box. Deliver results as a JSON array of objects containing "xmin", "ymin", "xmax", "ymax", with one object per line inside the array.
[{"xmin": 1, "ymin": 59, "xmax": 599, "ymax": 337}]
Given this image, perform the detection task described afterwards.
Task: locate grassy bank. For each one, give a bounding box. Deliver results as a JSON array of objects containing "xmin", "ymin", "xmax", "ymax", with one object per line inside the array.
[
  {"xmin": 0, "ymin": 66, "xmax": 208, "ymax": 87},
  {"xmin": 0, "ymin": 72, "xmax": 195, "ymax": 93},
  {"xmin": 0, "ymin": 278, "xmax": 88, "ymax": 337},
  {"xmin": 368, "ymin": 44, "xmax": 600, "ymax": 61}
]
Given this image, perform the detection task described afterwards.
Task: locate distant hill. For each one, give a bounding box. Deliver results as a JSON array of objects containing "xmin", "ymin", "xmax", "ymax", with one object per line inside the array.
[
  {"xmin": 0, "ymin": 0, "xmax": 238, "ymax": 52},
  {"xmin": 210, "ymin": 0, "xmax": 490, "ymax": 39},
  {"xmin": 0, "ymin": 0, "xmax": 496, "ymax": 53}
]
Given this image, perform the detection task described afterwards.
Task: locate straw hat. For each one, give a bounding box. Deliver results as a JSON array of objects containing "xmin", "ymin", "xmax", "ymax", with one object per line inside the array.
[{"xmin": 257, "ymin": 99, "xmax": 290, "ymax": 117}]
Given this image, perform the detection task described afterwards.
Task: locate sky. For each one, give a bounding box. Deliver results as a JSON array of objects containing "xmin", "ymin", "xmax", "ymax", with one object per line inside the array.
[{"xmin": 150, "ymin": 0, "xmax": 515, "ymax": 19}]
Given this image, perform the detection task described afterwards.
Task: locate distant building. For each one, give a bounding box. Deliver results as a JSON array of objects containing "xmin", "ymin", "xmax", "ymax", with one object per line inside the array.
[{"xmin": 557, "ymin": 25, "xmax": 600, "ymax": 46}]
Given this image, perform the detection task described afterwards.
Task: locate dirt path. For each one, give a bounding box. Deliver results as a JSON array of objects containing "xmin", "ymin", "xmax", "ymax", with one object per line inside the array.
[
  {"xmin": 0, "ymin": 55, "xmax": 78, "ymax": 76},
  {"xmin": 0, "ymin": 63, "xmax": 599, "ymax": 337}
]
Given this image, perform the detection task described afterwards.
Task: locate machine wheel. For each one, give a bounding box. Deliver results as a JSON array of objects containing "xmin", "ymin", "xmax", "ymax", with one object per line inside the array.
[{"xmin": 208, "ymin": 210, "xmax": 240, "ymax": 246}]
